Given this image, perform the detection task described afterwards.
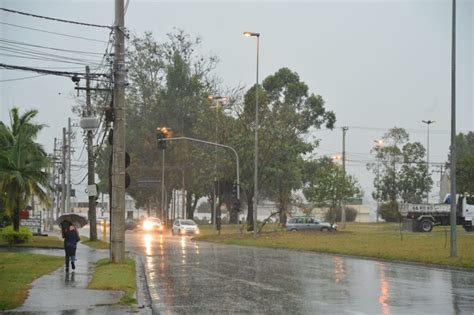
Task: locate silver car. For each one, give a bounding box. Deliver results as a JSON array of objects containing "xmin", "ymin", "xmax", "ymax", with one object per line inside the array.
[
  {"xmin": 286, "ymin": 217, "xmax": 337, "ymax": 232},
  {"xmin": 172, "ymin": 219, "xmax": 200, "ymax": 235}
]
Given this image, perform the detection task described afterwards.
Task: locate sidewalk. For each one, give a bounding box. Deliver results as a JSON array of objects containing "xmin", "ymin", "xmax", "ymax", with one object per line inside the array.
[{"xmin": 3, "ymin": 230, "xmax": 152, "ymax": 314}]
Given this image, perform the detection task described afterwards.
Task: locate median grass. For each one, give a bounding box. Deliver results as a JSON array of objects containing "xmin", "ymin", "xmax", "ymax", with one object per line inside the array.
[
  {"xmin": 88, "ymin": 258, "xmax": 136, "ymax": 305},
  {"xmin": 194, "ymin": 222, "xmax": 474, "ymax": 269},
  {"xmin": 0, "ymin": 252, "xmax": 63, "ymax": 310}
]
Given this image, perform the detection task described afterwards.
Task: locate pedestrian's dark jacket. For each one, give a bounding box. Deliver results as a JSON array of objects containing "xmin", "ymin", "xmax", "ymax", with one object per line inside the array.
[{"xmin": 64, "ymin": 229, "xmax": 80, "ymax": 248}]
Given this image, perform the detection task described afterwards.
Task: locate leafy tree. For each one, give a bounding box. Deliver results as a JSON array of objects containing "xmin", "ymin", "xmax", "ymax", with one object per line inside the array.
[
  {"xmin": 95, "ymin": 30, "xmax": 218, "ymax": 221},
  {"xmin": 303, "ymin": 157, "xmax": 362, "ymax": 223},
  {"xmin": 453, "ymin": 132, "xmax": 474, "ymax": 194},
  {"xmin": 0, "ymin": 108, "xmax": 50, "ymax": 232},
  {"xmin": 369, "ymin": 127, "xmax": 432, "ymax": 204}
]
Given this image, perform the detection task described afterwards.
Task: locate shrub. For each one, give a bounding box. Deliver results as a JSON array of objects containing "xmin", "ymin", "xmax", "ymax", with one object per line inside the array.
[
  {"xmin": 0, "ymin": 225, "xmax": 33, "ymax": 244},
  {"xmin": 325, "ymin": 207, "xmax": 358, "ymax": 222},
  {"xmin": 379, "ymin": 201, "xmax": 401, "ymax": 222}
]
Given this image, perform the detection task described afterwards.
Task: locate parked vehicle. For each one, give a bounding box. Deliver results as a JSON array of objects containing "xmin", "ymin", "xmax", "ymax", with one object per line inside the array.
[
  {"xmin": 125, "ymin": 218, "xmax": 137, "ymax": 230},
  {"xmin": 399, "ymin": 194, "xmax": 474, "ymax": 232},
  {"xmin": 286, "ymin": 217, "xmax": 337, "ymax": 232},
  {"xmin": 172, "ymin": 219, "xmax": 200, "ymax": 235},
  {"xmin": 138, "ymin": 217, "xmax": 164, "ymax": 233}
]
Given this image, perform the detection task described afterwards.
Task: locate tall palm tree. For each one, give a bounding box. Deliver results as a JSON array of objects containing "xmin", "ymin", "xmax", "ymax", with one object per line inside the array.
[{"xmin": 0, "ymin": 107, "xmax": 51, "ymax": 232}]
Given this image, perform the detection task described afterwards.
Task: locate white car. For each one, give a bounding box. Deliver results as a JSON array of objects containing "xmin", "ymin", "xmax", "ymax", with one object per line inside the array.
[{"xmin": 172, "ymin": 219, "xmax": 200, "ymax": 235}]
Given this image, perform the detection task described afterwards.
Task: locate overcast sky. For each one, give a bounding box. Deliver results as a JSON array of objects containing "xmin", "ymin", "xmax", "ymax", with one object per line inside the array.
[{"xmin": 1, "ymin": 0, "xmax": 472, "ymax": 207}]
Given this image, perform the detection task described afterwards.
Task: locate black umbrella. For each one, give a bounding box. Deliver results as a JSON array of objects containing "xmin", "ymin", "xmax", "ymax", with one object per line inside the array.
[{"xmin": 55, "ymin": 213, "xmax": 88, "ymax": 228}]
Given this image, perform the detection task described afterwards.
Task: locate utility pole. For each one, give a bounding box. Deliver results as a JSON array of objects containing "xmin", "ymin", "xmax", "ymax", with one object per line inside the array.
[
  {"xmin": 341, "ymin": 127, "xmax": 348, "ymax": 228},
  {"xmin": 111, "ymin": 0, "xmax": 126, "ymax": 263},
  {"xmin": 85, "ymin": 66, "xmax": 98, "ymax": 241},
  {"xmin": 450, "ymin": 0, "xmax": 457, "ymax": 258},
  {"xmin": 49, "ymin": 138, "xmax": 58, "ymax": 231},
  {"xmin": 66, "ymin": 117, "xmax": 72, "ymax": 213},
  {"xmin": 61, "ymin": 128, "xmax": 67, "ymax": 214}
]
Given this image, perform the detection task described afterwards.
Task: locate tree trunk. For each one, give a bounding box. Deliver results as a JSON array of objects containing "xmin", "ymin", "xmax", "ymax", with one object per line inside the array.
[
  {"xmin": 13, "ymin": 199, "xmax": 20, "ymax": 232},
  {"xmin": 246, "ymin": 190, "xmax": 254, "ymax": 231},
  {"xmin": 186, "ymin": 191, "xmax": 198, "ymax": 219},
  {"xmin": 229, "ymin": 207, "xmax": 238, "ymax": 224}
]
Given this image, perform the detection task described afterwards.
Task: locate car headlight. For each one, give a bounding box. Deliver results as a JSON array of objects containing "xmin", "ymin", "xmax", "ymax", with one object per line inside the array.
[
  {"xmin": 332, "ymin": 224, "xmax": 337, "ymax": 230},
  {"xmin": 180, "ymin": 229, "xmax": 186, "ymax": 234},
  {"xmin": 143, "ymin": 220, "xmax": 153, "ymax": 231},
  {"xmin": 195, "ymin": 230, "xmax": 200, "ymax": 234}
]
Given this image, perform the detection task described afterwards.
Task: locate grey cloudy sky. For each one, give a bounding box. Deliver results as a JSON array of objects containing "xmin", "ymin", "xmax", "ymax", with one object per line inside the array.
[{"xmin": 1, "ymin": 0, "xmax": 472, "ymax": 205}]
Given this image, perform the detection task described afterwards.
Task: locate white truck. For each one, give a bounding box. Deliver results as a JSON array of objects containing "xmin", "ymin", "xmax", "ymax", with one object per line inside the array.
[{"xmin": 399, "ymin": 195, "xmax": 474, "ymax": 232}]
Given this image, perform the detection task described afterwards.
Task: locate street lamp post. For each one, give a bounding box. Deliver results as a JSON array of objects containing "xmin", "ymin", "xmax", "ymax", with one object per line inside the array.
[
  {"xmin": 244, "ymin": 31, "xmax": 260, "ymax": 239},
  {"xmin": 208, "ymin": 96, "xmax": 227, "ymax": 233},
  {"xmin": 422, "ymin": 120, "xmax": 435, "ymax": 203}
]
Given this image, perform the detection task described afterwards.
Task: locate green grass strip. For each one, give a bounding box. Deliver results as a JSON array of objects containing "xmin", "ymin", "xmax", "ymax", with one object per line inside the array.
[
  {"xmin": 0, "ymin": 235, "xmax": 63, "ymax": 249},
  {"xmin": 80, "ymin": 236, "xmax": 109, "ymax": 250},
  {"xmin": 0, "ymin": 252, "xmax": 63, "ymax": 310},
  {"xmin": 195, "ymin": 223, "xmax": 474, "ymax": 269},
  {"xmin": 88, "ymin": 258, "xmax": 136, "ymax": 305}
]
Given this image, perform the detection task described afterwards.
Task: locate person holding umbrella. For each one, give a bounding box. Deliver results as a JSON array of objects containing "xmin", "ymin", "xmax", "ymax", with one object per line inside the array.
[
  {"xmin": 62, "ymin": 222, "xmax": 80, "ymax": 272},
  {"xmin": 56, "ymin": 213, "xmax": 87, "ymax": 272}
]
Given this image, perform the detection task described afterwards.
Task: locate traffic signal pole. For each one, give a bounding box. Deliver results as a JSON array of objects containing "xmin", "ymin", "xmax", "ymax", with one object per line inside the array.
[{"xmin": 161, "ymin": 136, "xmax": 241, "ymax": 236}]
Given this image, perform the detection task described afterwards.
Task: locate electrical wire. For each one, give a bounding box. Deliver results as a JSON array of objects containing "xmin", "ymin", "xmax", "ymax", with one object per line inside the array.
[
  {"xmin": 0, "ymin": 62, "xmax": 105, "ymax": 78},
  {"xmin": 0, "ymin": 7, "xmax": 112, "ymax": 29},
  {"xmin": 0, "ymin": 46, "xmax": 104, "ymax": 65},
  {"xmin": 0, "ymin": 22, "xmax": 108, "ymax": 43},
  {"xmin": 0, "ymin": 74, "xmax": 46, "ymax": 82},
  {"xmin": 0, "ymin": 38, "xmax": 105, "ymax": 56}
]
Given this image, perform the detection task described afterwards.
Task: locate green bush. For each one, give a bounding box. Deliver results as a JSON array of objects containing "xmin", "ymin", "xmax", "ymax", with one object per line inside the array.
[
  {"xmin": 325, "ymin": 207, "xmax": 358, "ymax": 222},
  {"xmin": 0, "ymin": 226, "xmax": 33, "ymax": 244}
]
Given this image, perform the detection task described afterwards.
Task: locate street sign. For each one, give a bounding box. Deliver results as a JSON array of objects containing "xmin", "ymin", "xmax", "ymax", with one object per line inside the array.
[{"xmin": 21, "ymin": 214, "xmax": 42, "ymax": 235}]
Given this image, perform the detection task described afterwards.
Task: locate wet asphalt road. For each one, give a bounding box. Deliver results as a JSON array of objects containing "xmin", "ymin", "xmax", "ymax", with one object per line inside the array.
[{"xmin": 126, "ymin": 231, "xmax": 474, "ymax": 315}]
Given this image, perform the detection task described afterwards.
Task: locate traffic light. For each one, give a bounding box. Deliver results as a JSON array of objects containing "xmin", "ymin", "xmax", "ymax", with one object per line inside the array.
[
  {"xmin": 232, "ymin": 199, "xmax": 241, "ymax": 213},
  {"xmin": 156, "ymin": 127, "xmax": 171, "ymax": 149},
  {"xmin": 232, "ymin": 182, "xmax": 238, "ymax": 199}
]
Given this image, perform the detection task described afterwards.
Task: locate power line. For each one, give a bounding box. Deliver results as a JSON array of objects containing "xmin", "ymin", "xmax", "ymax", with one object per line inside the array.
[
  {"xmin": 0, "ymin": 74, "xmax": 46, "ymax": 82},
  {"xmin": 0, "ymin": 46, "xmax": 104, "ymax": 65},
  {"xmin": 0, "ymin": 22, "xmax": 108, "ymax": 43},
  {"xmin": 0, "ymin": 38, "xmax": 105, "ymax": 56},
  {"xmin": 0, "ymin": 7, "xmax": 112, "ymax": 29},
  {"xmin": 0, "ymin": 62, "xmax": 106, "ymax": 79}
]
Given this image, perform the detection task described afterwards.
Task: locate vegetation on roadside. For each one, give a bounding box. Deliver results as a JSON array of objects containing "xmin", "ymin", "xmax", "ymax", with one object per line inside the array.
[
  {"xmin": 80, "ymin": 236, "xmax": 109, "ymax": 250},
  {"xmin": 88, "ymin": 258, "xmax": 136, "ymax": 305},
  {"xmin": 0, "ymin": 107, "xmax": 51, "ymax": 232},
  {"xmin": 0, "ymin": 234, "xmax": 63, "ymax": 249},
  {"xmin": 194, "ymin": 222, "xmax": 474, "ymax": 269},
  {"xmin": 0, "ymin": 226, "xmax": 32, "ymax": 244},
  {"xmin": 0, "ymin": 252, "xmax": 63, "ymax": 310}
]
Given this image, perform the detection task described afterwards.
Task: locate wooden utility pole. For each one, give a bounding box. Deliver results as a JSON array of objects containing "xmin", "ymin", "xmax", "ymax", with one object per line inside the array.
[
  {"xmin": 111, "ymin": 0, "xmax": 126, "ymax": 263},
  {"xmin": 86, "ymin": 66, "xmax": 98, "ymax": 241}
]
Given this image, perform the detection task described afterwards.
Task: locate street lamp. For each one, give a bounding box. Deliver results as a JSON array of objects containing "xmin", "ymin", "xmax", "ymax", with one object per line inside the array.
[
  {"xmin": 422, "ymin": 120, "xmax": 435, "ymax": 203},
  {"xmin": 374, "ymin": 139, "xmax": 384, "ymax": 223},
  {"xmin": 207, "ymin": 95, "xmax": 227, "ymax": 233},
  {"xmin": 243, "ymin": 31, "xmax": 260, "ymax": 238}
]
